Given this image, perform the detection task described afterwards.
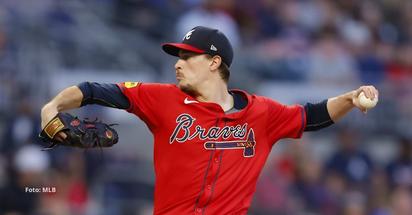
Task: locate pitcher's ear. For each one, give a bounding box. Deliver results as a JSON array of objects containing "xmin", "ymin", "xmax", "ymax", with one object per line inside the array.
[{"xmin": 210, "ymin": 55, "xmax": 222, "ymax": 71}]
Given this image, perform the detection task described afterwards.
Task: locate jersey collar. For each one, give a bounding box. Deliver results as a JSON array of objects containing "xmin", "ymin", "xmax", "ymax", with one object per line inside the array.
[
  {"xmin": 175, "ymin": 85, "xmax": 253, "ymax": 119},
  {"xmin": 223, "ymin": 89, "xmax": 253, "ymax": 120}
]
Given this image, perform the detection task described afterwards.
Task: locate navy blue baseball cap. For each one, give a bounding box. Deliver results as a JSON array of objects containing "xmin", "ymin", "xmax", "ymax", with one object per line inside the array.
[{"xmin": 162, "ymin": 26, "xmax": 234, "ymax": 67}]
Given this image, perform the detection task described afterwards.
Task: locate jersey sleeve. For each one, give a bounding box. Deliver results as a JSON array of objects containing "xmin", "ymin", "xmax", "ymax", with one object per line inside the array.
[
  {"xmin": 78, "ymin": 82, "xmax": 130, "ymax": 109},
  {"xmin": 116, "ymin": 82, "xmax": 168, "ymax": 131},
  {"xmin": 265, "ymin": 98, "xmax": 306, "ymax": 143}
]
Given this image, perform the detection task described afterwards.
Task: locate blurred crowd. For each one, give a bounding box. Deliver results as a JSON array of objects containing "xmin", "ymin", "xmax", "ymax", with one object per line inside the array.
[
  {"xmin": 0, "ymin": 0, "xmax": 411, "ymax": 214},
  {"xmin": 252, "ymin": 129, "xmax": 412, "ymax": 215}
]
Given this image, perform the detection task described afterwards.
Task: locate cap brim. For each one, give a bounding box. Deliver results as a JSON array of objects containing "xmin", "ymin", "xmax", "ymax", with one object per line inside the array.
[{"xmin": 162, "ymin": 43, "xmax": 205, "ymax": 56}]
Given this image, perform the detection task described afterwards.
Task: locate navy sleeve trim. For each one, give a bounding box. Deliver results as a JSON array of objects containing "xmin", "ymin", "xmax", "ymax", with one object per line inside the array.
[
  {"xmin": 304, "ymin": 99, "xmax": 334, "ymax": 132},
  {"xmin": 77, "ymin": 82, "xmax": 130, "ymax": 109},
  {"xmin": 299, "ymin": 106, "xmax": 306, "ymax": 135}
]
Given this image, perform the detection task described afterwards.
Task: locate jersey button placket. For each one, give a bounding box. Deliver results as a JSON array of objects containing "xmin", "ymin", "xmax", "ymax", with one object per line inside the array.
[
  {"xmin": 197, "ymin": 151, "xmax": 221, "ymax": 209},
  {"xmin": 195, "ymin": 207, "xmax": 203, "ymax": 214},
  {"xmin": 206, "ymin": 152, "xmax": 221, "ymax": 197}
]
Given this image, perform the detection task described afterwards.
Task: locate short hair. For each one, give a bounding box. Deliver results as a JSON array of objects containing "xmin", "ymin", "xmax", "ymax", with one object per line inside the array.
[{"xmin": 219, "ymin": 62, "xmax": 230, "ymax": 83}]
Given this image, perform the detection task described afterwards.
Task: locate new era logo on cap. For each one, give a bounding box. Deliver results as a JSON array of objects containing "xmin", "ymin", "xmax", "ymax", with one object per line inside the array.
[{"xmin": 162, "ymin": 26, "xmax": 234, "ymax": 67}]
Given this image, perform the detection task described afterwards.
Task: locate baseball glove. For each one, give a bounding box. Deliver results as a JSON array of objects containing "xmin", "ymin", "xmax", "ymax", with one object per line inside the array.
[{"xmin": 39, "ymin": 113, "xmax": 118, "ymax": 149}]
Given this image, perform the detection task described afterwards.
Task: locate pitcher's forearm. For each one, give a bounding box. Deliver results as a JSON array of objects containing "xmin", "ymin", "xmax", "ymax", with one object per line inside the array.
[
  {"xmin": 41, "ymin": 86, "xmax": 83, "ymax": 128},
  {"xmin": 327, "ymin": 90, "xmax": 356, "ymax": 122}
]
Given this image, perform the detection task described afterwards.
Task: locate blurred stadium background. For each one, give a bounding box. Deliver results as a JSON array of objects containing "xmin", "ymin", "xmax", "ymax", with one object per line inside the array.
[{"xmin": 0, "ymin": 0, "xmax": 411, "ymax": 214}]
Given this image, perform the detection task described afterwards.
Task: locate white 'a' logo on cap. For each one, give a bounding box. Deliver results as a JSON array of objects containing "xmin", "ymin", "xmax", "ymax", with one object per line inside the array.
[
  {"xmin": 184, "ymin": 29, "xmax": 195, "ymax": 40},
  {"xmin": 210, "ymin": 44, "xmax": 217, "ymax": 51}
]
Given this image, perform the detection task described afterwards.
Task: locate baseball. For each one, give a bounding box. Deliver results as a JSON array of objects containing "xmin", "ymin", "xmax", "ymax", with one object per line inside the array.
[{"xmin": 358, "ymin": 92, "xmax": 378, "ymax": 109}]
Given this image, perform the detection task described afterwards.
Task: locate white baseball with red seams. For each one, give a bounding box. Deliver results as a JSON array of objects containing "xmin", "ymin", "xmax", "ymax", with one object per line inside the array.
[{"xmin": 358, "ymin": 92, "xmax": 378, "ymax": 109}]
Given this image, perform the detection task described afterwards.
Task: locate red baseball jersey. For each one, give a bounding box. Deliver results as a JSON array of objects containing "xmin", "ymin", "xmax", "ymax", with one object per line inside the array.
[{"xmin": 117, "ymin": 82, "xmax": 306, "ymax": 215}]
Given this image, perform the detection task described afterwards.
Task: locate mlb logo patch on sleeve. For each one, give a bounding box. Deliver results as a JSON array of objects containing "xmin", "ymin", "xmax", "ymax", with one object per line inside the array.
[{"xmin": 124, "ymin": 82, "xmax": 139, "ymax": 88}]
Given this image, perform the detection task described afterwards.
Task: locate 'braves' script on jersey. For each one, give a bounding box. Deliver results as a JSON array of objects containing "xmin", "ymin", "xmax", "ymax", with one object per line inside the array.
[
  {"xmin": 169, "ymin": 113, "xmax": 256, "ymax": 157},
  {"xmin": 169, "ymin": 113, "xmax": 249, "ymax": 144}
]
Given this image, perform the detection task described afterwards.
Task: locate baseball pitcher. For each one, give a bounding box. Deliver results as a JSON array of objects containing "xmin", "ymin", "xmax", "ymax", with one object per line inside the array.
[{"xmin": 40, "ymin": 26, "xmax": 379, "ymax": 214}]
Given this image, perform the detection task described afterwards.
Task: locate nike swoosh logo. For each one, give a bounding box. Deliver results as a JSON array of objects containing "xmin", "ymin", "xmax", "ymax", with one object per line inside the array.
[{"xmin": 184, "ymin": 98, "xmax": 199, "ymax": 104}]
